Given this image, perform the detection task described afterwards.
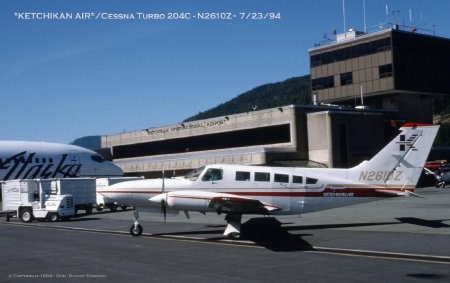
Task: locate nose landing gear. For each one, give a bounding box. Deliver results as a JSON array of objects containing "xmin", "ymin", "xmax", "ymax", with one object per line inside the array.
[{"xmin": 129, "ymin": 210, "xmax": 143, "ymax": 236}]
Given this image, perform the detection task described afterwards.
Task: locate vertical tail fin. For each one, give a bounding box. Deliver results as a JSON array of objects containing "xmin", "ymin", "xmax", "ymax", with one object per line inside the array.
[{"xmin": 350, "ymin": 123, "xmax": 439, "ymax": 189}]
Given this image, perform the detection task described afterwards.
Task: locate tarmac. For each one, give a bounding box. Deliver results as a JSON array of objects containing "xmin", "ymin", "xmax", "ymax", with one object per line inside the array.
[{"xmin": 1, "ymin": 186, "xmax": 450, "ymax": 282}]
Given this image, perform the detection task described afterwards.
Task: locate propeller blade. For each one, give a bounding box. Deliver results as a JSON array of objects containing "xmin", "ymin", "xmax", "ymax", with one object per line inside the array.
[
  {"xmin": 162, "ymin": 170, "xmax": 165, "ymax": 193},
  {"xmin": 161, "ymin": 199, "xmax": 167, "ymax": 223}
]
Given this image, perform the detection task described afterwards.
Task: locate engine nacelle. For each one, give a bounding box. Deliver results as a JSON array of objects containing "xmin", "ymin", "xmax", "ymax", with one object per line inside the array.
[
  {"xmin": 149, "ymin": 191, "xmax": 218, "ymax": 212},
  {"xmin": 166, "ymin": 195, "xmax": 212, "ymax": 211}
]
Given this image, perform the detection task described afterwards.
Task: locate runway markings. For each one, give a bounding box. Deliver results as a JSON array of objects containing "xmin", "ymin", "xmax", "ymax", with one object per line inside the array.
[
  {"xmin": 310, "ymin": 246, "xmax": 450, "ymax": 265},
  {"xmin": 164, "ymin": 235, "xmax": 206, "ymax": 240},
  {"xmin": 2, "ymin": 221, "xmax": 450, "ymax": 265}
]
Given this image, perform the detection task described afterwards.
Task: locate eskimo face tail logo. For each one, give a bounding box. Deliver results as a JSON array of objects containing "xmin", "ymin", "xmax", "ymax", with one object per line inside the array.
[{"xmin": 0, "ymin": 152, "xmax": 82, "ymax": 180}]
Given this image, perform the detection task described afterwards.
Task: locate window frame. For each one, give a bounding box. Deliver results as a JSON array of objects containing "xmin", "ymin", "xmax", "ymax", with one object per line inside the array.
[
  {"xmin": 254, "ymin": 172, "xmax": 270, "ymax": 182},
  {"xmin": 235, "ymin": 171, "xmax": 251, "ymax": 181},
  {"xmin": 201, "ymin": 168, "xmax": 224, "ymax": 182},
  {"xmin": 274, "ymin": 173, "xmax": 289, "ymax": 183}
]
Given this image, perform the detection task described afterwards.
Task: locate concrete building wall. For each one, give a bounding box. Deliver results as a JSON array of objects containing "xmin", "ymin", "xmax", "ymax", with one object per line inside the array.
[
  {"xmin": 101, "ymin": 105, "xmax": 314, "ymax": 177},
  {"xmin": 97, "ymin": 105, "xmax": 388, "ymax": 177},
  {"xmin": 308, "ymin": 111, "xmax": 384, "ymax": 168},
  {"xmin": 310, "ymin": 30, "xmax": 393, "ymax": 103}
]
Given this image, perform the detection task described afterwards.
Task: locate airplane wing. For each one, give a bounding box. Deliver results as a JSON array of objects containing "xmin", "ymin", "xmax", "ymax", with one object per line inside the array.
[
  {"xmin": 209, "ymin": 195, "xmax": 281, "ymax": 213},
  {"xmin": 149, "ymin": 190, "xmax": 281, "ymax": 214},
  {"xmin": 374, "ymin": 189, "xmax": 423, "ymax": 198}
]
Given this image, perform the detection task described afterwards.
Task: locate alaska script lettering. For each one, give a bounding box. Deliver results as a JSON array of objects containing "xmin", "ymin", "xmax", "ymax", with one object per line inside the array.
[{"xmin": 0, "ymin": 151, "xmax": 82, "ymax": 180}]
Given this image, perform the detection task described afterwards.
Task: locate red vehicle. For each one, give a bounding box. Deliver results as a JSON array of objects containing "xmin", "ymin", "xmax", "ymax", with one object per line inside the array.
[{"xmin": 424, "ymin": 160, "xmax": 450, "ymax": 188}]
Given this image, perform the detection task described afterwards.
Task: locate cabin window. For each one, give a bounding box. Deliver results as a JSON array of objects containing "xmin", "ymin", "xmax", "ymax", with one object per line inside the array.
[
  {"xmin": 35, "ymin": 158, "xmax": 40, "ymax": 163},
  {"xmin": 400, "ymin": 144, "xmax": 406, "ymax": 151},
  {"xmin": 293, "ymin": 175, "xmax": 303, "ymax": 184},
  {"xmin": 236, "ymin": 171, "xmax": 250, "ymax": 181},
  {"xmin": 91, "ymin": 154, "xmax": 105, "ymax": 163},
  {"xmin": 42, "ymin": 158, "xmax": 47, "ymax": 163},
  {"xmin": 185, "ymin": 166, "xmax": 205, "ymax": 181},
  {"xmin": 49, "ymin": 158, "xmax": 53, "ymax": 163},
  {"xmin": 202, "ymin": 168, "xmax": 223, "ymax": 181},
  {"xmin": 274, "ymin": 173, "xmax": 289, "ymax": 183},
  {"xmin": 306, "ymin": 177, "xmax": 318, "ymax": 184},
  {"xmin": 255, "ymin": 172, "xmax": 270, "ymax": 182}
]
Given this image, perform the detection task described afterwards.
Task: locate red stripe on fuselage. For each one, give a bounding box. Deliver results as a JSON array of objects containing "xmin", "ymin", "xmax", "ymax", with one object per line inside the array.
[{"xmin": 101, "ymin": 187, "xmax": 413, "ymax": 198}]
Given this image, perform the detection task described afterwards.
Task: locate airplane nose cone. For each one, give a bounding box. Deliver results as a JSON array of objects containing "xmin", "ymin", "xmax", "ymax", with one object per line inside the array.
[
  {"xmin": 107, "ymin": 162, "xmax": 124, "ymax": 176},
  {"xmin": 95, "ymin": 161, "xmax": 123, "ymax": 176},
  {"xmin": 149, "ymin": 193, "xmax": 166, "ymax": 204}
]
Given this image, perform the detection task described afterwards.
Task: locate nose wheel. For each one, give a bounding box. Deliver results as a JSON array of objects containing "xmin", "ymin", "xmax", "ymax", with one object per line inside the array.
[
  {"xmin": 129, "ymin": 223, "xmax": 143, "ymax": 236},
  {"xmin": 129, "ymin": 210, "xmax": 143, "ymax": 236}
]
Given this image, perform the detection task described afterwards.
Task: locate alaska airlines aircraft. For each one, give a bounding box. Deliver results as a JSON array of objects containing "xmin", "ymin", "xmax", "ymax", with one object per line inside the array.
[
  {"xmin": 0, "ymin": 141, "xmax": 123, "ymax": 180},
  {"xmin": 99, "ymin": 123, "xmax": 439, "ymax": 238}
]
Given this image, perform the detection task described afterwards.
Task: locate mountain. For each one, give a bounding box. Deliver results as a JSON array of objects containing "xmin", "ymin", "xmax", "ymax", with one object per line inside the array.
[{"xmin": 184, "ymin": 75, "xmax": 311, "ymax": 122}]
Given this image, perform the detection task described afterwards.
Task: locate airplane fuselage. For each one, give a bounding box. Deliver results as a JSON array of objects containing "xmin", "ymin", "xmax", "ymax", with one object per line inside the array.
[
  {"xmin": 0, "ymin": 141, "xmax": 123, "ymax": 180},
  {"xmin": 101, "ymin": 164, "xmax": 403, "ymax": 215}
]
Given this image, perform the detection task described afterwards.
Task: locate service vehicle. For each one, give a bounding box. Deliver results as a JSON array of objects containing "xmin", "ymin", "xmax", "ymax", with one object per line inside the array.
[
  {"xmin": 2, "ymin": 179, "xmax": 74, "ymax": 222},
  {"xmin": 95, "ymin": 177, "xmax": 143, "ymax": 211},
  {"xmin": 40, "ymin": 178, "xmax": 97, "ymax": 214}
]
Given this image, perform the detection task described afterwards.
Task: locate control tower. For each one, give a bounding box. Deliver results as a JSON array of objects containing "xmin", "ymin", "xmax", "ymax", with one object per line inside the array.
[{"xmin": 309, "ymin": 27, "xmax": 450, "ymax": 123}]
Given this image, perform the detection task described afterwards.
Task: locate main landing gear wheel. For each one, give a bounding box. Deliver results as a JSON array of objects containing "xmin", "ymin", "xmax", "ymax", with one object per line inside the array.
[
  {"xmin": 227, "ymin": 232, "xmax": 241, "ymax": 240},
  {"xmin": 224, "ymin": 214, "xmax": 242, "ymax": 240},
  {"xmin": 129, "ymin": 224, "xmax": 143, "ymax": 236}
]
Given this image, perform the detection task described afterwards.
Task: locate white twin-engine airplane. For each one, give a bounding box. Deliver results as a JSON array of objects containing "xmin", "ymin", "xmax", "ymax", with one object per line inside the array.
[
  {"xmin": 0, "ymin": 141, "xmax": 123, "ymax": 181},
  {"xmin": 98, "ymin": 123, "xmax": 439, "ymax": 239}
]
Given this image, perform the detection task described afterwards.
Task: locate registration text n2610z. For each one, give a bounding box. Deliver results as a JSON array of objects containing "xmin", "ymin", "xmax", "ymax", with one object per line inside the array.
[{"xmin": 359, "ymin": 171, "xmax": 402, "ymax": 181}]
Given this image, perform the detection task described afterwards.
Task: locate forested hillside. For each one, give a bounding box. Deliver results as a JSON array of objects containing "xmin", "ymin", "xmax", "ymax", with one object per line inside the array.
[{"xmin": 184, "ymin": 75, "xmax": 311, "ymax": 122}]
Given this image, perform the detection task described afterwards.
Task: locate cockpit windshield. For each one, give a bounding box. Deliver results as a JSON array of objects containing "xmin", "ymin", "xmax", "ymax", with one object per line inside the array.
[
  {"xmin": 184, "ymin": 166, "xmax": 205, "ymax": 181},
  {"xmin": 91, "ymin": 154, "xmax": 105, "ymax": 163}
]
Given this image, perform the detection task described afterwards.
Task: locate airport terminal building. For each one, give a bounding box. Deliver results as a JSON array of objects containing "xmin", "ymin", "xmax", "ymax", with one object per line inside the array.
[
  {"xmin": 97, "ymin": 105, "xmax": 386, "ymax": 178},
  {"xmin": 75, "ymin": 27, "xmax": 450, "ymax": 178}
]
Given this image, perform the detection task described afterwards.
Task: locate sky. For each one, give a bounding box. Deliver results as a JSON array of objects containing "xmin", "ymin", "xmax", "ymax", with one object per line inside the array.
[{"xmin": 1, "ymin": 0, "xmax": 449, "ymax": 143}]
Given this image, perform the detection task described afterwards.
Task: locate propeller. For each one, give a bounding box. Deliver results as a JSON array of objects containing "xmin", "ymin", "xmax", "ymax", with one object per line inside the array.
[
  {"xmin": 161, "ymin": 170, "xmax": 166, "ymax": 223},
  {"xmin": 161, "ymin": 198, "xmax": 167, "ymax": 223}
]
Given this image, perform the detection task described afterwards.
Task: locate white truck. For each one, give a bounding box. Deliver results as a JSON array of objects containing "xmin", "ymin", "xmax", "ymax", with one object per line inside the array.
[
  {"xmin": 40, "ymin": 178, "xmax": 97, "ymax": 214},
  {"xmin": 95, "ymin": 177, "xmax": 143, "ymax": 211},
  {"xmin": 2, "ymin": 179, "xmax": 75, "ymax": 222}
]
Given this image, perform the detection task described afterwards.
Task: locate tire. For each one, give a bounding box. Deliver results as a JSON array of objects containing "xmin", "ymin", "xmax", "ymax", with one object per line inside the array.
[
  {"xmin": 85, "ymin": 206, "xmax": 93, "ymax": 215},
  {"xmin": 96, "ymin": 207, "xmax": 103, "ymax": 212},
  {"xmin": 20, "ymin": 209, "xmax": 33, "ymax": 223},
  {"xmin": 49, "ymin": 213, "xmax": 59, "ymax": 222},
  {"xmin": 227, "ymin": 232, "xmax": 241, "ymax": 240},
  {"xmin": 121, "ymin": 205, "xmax": 128, "ymax": 210},
  {"xmin": 129, "ymin": 224, "xmax": 143, "ymax": 236},
  {"xmin": 110, "ymin": 205, "xmax": 118, "ymax": 212}
]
